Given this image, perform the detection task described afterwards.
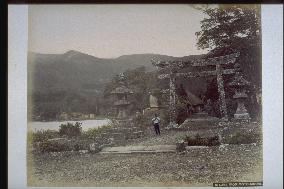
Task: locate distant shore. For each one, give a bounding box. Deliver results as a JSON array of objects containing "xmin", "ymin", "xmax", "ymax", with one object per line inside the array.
[{"xmin": 29, "ymin": 119, "xmax": 111, "ymax": 132}]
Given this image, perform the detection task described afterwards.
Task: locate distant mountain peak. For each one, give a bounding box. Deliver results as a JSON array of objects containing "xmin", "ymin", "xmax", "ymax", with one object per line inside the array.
[
  {"xmin": 65, "ymin": 50, "xmax": 81, "ymax": 54},
  {"xmin": 63, "ymin": 50, "xmax": 99, "ymax": 60},
  {"xmin": 64, "ymin": 50, "xmax": 82, "ymax": 56}
]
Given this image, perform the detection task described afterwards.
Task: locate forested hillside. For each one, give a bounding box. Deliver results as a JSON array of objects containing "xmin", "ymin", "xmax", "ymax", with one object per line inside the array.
[{"xmin": 28, "ymin": 50, "xmax": 205, "ymax": 120}]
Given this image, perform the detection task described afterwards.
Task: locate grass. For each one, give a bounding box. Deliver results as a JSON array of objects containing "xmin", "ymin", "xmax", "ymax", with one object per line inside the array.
[
  {"xmin": 28, "ymin": 144, "xmax": 262, "ymax": 187},
  {"xmin": 29, "ymin": 122, "xmax": 114, "ymax": 153},
  {"xmin": 27, "ymin": 120, "xmax": 263, "ymax": 186}
]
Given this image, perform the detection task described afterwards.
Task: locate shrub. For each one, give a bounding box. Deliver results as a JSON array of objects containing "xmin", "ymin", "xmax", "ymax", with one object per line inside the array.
[
  {"xmin": 185, "ymin": 134, "xmax": 220, "ymax": 146},
  {"xmin": 176, "ymin": 140, "xmax": 186, "ymax": 152},
  {"xmin": 30, "ymin": 130, "xmax": 60, "ymax": 143},
  {"xmin": 225, "ymin": 131, "xmax": 258, "ymax": 144},
  {"xmin": 82, "ymin": 123, "xmax": 113, "ymax": 140},
  {"xmin": 83, "ymin": 128, "xmax": 102, "ymax": 140},
  {"xmin": 37, "ymin": 140, "xmax": 72, "ymax": 153},
  {"xmin": 35, "ymin": 138, "xmax": 93, "ymax": 153},
  {"xmin": 83, "ymin": 128, "xmax": 100, "ymax": 140},
  {"xmin": 59, "ymin": 122, "xmax": 82, "ymax": 138},
  {"xmin": 72, "ymin": 139, "xmax": 93, "ymax": 151},
  {"xmin": 132, "ymin": 113, "xmax": 149, "ymax": 129}
]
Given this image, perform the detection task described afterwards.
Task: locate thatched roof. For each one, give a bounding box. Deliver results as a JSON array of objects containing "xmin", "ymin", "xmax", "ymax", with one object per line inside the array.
[{"xmin": 185, "ymin": 90, "xmax": 203, "ymax": 106}]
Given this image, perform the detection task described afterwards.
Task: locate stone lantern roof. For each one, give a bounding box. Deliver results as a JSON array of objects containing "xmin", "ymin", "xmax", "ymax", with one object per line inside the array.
[
  {"xmin": 228, "ymin": 72, "xmax": 250, "ymax": 88},
  {"xmin": 229, "ymin": 63, "xmax": 250, "ymax": 88}
]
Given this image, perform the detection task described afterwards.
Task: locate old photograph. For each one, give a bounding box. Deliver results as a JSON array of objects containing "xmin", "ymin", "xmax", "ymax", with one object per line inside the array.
[{"xmin": 27, "ymin": 4, "xmax": 263, "ymax": 187}]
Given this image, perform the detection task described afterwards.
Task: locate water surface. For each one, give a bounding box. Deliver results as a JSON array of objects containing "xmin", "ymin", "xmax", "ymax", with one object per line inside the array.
[{"xmin": 29, "ymin": 119, "xmax": 111, "ymax": 132}]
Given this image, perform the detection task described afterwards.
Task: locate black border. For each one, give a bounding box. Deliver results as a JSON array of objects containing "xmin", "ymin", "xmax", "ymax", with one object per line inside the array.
[
  {"xmin": 1, "ymin": 0, "xmax": 8, "ymax": 189},
  {"xmin": 6, "ymin": 0, "xmax": 284, "ymax": 4}
]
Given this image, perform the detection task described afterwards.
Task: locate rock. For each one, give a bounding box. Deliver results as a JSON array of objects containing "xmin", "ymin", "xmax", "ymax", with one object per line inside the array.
[
  {"xmin": 133, "ymin": 131, "xmax": 144, "ymax": 138},
  {"xmin": 176, "ymin": 141, "xmax": 186, "ymax": 152},
  {"xmin": 79, "ymin": 150, "xmax": 88, "ymax": 154},
  {"xmin": 218, "ymin": 144, "xmax": 229, "ymax": 151},
  {"xmin": 89, "ymin": 143, "xmax": 101, "ymax": 153}
]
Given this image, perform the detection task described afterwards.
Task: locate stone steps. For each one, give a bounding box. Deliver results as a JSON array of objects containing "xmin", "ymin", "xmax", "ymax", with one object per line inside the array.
[{"xmin": 99, "ymin": 145, "xmax": 177, "ymax": 154}]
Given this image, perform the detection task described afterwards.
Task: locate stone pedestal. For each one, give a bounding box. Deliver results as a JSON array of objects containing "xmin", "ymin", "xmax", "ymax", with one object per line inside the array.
[
  {"xmin": 166, "ymin": 122, "xmax": 179, "ymax": 129},
  {"xmin": 233, "ymin": 93, "xmax": 251, "ymax": 120},
  {"xmin": 234, "ymin": 110, "xmax": 250, "ymax": 120}
]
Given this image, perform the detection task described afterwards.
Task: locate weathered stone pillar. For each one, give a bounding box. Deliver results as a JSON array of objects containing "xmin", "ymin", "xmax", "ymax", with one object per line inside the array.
[
  {"xmin": 216, "ymin": 64, "xmax": 228, "ymax": 121},
  {"xmin": 167, "ymin": 71, "xmax": 178, "ymax": 129}
]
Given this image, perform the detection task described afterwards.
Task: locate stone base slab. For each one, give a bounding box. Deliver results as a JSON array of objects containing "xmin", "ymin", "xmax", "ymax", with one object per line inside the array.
[{"xmin": 234, "ymin": 113, "xmax": 251, "ymax": 120}]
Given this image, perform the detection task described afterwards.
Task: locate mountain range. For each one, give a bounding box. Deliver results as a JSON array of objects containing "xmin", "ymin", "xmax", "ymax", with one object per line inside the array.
[
  {"xmin": 27, "ymin": 50, "xmax": 211, "ymax": 120},
  {"xmin": 28, "ymin": 50, "xmax": 205, "ymax": 95}
]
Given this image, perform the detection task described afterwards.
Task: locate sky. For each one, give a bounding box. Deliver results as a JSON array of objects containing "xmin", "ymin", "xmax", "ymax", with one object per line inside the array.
[{"xmin": 28, "ymin": 5, "xmax": 209, "ymax": 58}]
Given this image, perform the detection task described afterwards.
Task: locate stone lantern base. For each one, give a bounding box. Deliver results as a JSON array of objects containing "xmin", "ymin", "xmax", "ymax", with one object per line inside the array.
[
  {"xmin": 234, "ymin": 112, "xmax": 251, "ymax": 120},
  {"xmin": 117, "ymin": 109, "xmax": 127, "ymax": 119},
  {"xmin": 165, "ymin": 121, "xmax": 179, "ymax": 130},
  {"xmin": 233, "ymin": 98, "xmax": 251, "ymax": 121}
]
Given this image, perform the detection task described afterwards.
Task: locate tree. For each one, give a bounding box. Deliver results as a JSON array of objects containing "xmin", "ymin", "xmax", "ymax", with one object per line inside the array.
[
  {"xmin": 195, "ymin": 5, "xmax": 261, "ymax": 119},
  {"xmin": 103, "ymin": 67, "xmax": 164, "ymax": 115},
  {"xmin": 195, "ymin": 5, "xmax": 261, "ymax": 88}
]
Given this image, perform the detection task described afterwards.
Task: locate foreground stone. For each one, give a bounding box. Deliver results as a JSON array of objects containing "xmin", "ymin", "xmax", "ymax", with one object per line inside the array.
[{"xmin": 99, "ymin": 145, "xmax": 176, "ymax": 154}]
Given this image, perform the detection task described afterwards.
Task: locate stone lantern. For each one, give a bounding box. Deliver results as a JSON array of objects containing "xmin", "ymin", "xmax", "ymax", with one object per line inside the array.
[
  {"xmin": 228, "ymin": 63, "xmax": 251, "ymax": 120},
  {"xmin": 110, "ymin": 73, "xmax": 133, "ymax": 119}
]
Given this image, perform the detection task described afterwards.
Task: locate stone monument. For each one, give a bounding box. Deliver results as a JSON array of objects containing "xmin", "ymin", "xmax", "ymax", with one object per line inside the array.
[
  {"xmin": 151, "ymin": 52, "xmax": 240, "ymax": 127},
  {"xmin": 110, "ymin": 73, "xmax": 133, "ymax": 119},
  {"xmin": 149, "ymin": 94, "xmax": 159, "ymax": 109},
  {"xmin": 228, "ymin": 63, "xmax": 251, "ymax": 121}
]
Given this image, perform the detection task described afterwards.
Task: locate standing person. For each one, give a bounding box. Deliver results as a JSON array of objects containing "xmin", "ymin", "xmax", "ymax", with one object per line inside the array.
[{"xmin": 152, "ymin": 113, "xmax": 161, "ymax": 135}]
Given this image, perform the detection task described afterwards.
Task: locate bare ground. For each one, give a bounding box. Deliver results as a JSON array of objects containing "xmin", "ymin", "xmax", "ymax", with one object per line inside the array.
[{"xmin": 28, "ymin": 126, "xmax": 262, "ymax": 187}]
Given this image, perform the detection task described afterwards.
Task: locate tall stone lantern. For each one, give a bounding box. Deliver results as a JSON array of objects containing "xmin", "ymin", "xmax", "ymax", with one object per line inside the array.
[
  {"xmin": 110, "ymin": 73, "xmax": 133, "ymax": 119},
  {"xmin": 228, "ymin": 63, "xmax": 251, "ymax": 120}
]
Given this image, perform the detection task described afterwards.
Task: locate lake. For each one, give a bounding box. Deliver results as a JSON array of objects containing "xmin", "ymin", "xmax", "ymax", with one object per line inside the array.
[{"xmin": 29, "ymin": 119, "xmax": 111, "ymax": 132}]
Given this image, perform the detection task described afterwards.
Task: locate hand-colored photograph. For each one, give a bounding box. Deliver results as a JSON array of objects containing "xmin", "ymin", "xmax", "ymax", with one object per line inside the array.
[{"xmin": 27, "ymin": 4, "xmax": 262, "ymax": 187}]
